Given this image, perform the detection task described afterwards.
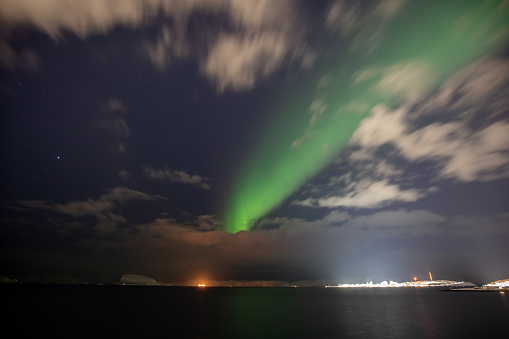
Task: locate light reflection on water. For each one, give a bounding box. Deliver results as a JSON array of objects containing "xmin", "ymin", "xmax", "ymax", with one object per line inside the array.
[
  {"xmin": 2, "ymin": 285, "xmax": 508, "ymax": 338},
  {"xmin": 499, "ymin": 291, "xmax": 508, "ymax": 312},
  {"xmin": 414, "ymin": 288, "xmax": 436, "ymax": 339}
]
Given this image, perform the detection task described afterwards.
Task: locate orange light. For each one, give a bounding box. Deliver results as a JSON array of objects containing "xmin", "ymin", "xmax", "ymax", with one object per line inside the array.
[
  {"xmin": 414, "ymin": 277, "xmax": 417, "ymax": 281},
  {"xmin": 198, "ymin": 284, "xmax": 206, "ymax": 287}
]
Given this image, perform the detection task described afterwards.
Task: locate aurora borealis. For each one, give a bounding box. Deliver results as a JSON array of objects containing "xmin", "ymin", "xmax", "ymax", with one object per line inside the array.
[
  {"xmin": 1, "ymin": 0, "xmax": 509, "ymax": 285},
  {"xmin": 224, "ymin": 0, "xmax": 509, "ymax": 233}
]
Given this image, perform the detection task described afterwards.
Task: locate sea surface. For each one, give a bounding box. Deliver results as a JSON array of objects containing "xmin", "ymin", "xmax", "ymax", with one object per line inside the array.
[{"xmin": 2, "ymin": 284, "xmax": 508, "ymax": 338}]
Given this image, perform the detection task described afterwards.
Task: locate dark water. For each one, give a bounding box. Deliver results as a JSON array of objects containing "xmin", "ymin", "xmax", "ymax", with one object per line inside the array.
[{"xmin": 2, "ymin": 284, "xmax": 508, "ymax": 338}]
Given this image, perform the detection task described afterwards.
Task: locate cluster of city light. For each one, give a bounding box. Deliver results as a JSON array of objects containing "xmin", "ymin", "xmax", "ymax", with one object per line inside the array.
[
  {"xmin": 327, "ymin": 280, "xmax": 475, "ymax": 288},
  {"xmin": 483, "ymin": 280, "xmax": 509, "ymax": 288},
  {"xmin": 328, "ymin": 281, "xmax": 405, "ymax": 288}
]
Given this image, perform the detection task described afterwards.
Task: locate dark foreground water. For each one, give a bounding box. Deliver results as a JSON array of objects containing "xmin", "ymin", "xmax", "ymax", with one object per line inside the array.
[{"xmin": 1, "ymin": 284, "xmax": 508, "ymax": 338}]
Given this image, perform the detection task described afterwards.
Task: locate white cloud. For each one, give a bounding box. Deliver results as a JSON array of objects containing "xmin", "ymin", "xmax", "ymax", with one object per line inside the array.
[
  {"xmin": 353, "ymin": 61, "xmax": 436, "ymax": 104},
  {"xmin": 350, "ymin": 104, "xmax": 407, "ymax": 147},
  {"xmin": 294, "ymin": 56, "xmax": 508, "ymax": 214},
  {"xmin": 203, "ymin": 7, "xmax": 312, "ymax": 91},
  {"xmin": 203, "ymin": 32, "xmax": 287, "ymax": 92},
  {"xmin": 352, "ymin": 104, "xmax": 509, "ymax": 182},
  {"xmin": 0, "ymin": 0, "xmax": 157, "ymax": 38},
  {"xmin": 297, "ymin": 179, "xmax": 428, "ymax": 209},
  {"xmin": 0, "ymin": 0, "xmax": 293, "ymax": 38},
  {"xmin": 417, "ymin": 56, "xmax": 509, "ymax": 117},
  {"xmin": 438, "ymin": 122, "xmax": 509, "ymax": 181},
  {"xmin": 376, "ymin": 61, "xmax": 435, "ymax": 103},
  {"xmin": 228, "ymin": 0, "xmax": 293, "ymax": 29},
  {"xmin": 350, "ymin": 55, "xmax": 509, "ymax": 183},
  {"xmin": 201, "ymin": 0, "xmax": 310, "ymax": 92},
  {"xmin": 1, "ymin": 0, "xmax": 309, "ymax": 91}
]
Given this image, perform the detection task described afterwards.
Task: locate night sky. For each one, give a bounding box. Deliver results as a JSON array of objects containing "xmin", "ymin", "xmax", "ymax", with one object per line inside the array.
[{"xmin": 1, "ymin": 0, "xmax": 508, "ymax": 284}]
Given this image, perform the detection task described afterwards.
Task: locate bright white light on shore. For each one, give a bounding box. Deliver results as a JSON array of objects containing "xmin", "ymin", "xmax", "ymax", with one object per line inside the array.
[
  {"xmin": 328, "ymin": 279, "xmax": 477, "ymax": 288},
  {"xmin": 198, "ymin": 284, "xmax": 206, "ymax": 287},
  {"xmin": 482, "ymin": 280, "xmax": 509, "ymax": 288},
  {"xmin": 331, "ymin": 281, "xmax": 406, "ymax": 288}
]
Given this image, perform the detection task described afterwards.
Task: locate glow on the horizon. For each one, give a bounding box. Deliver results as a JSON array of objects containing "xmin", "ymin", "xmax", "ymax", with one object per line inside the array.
[
  {"xmin": 198, "ymin": 284, "xmax": 206, "ymax": 287},
  {"xmin": 223, "ymin": 0, "xmax": 509, "ymax": 233}
]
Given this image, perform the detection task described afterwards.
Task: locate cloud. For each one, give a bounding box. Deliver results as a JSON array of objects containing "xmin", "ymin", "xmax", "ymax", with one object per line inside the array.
[
  {"xmin": 352, "ymin": 61, "xmax": 436, "ymax": 104},
  {"xmin": 5, "ymin": 189, "xmax": 506, "ymax": 282},
  {"xmin": 294, "ymin": 138, "xmax": 433, "ymax": 210},
  {"xmin": 349, "ymin": 105, "xmax": 407, "ymax": 148},
  {"xmin": 0, "ymin": 41, "xmax": 40, "ymax": 70},
  {"xmin": 132, "ymin": 213, "xmax": 222, "ymax": 246},
  {"xmin": 118, "ymin": 170, "xmax": 133, "ymax": 181},
  {"xmin": 144, "ymin": 166, "xmax": 210, "ymax": 190},
  {"xmin": 101, "ymin": 98, "xmax": 127, "ymax": 114},
  {"xmin": 352, "ymin": 105, "xmax": 509, "ymax": 182},
  {"xmin": 227, "ymin": 208, "xmax": 446, "ymax": 261},
  {"xmin": 373, "ymin": 0, "xmax": 406, "ymax": 19},
  {"xmin": 0, "ymin": 0, "xmax": 159, "ymax": 38},
  {"xmin": 376, "ymin": 61, "xmax": 435, "ymax": 104},
  {"xmin": 227, "ymin": 0, "xmax": 293, "ymax": 29},
  {"xmin": 292, "ymin": 98, "xmax": 329, "ymax": 148},
  {"xmin": 325, "ymin": 0, "xmax": 407, "ymax": 56},
  {"xmin": 436, "ymin": 122, "xmax": 509, "ymax": 181},
  {"xmin": 296, "ymin": 179, "xmax": 429, "ymax": 209},
  {"xmin": 449, "ymin": 213, "xmax": 509, "ymax": 238},
  {"xmin": 97, "ymin": 98, "xmax": 130, "ymax": 137},
  {"xmin": 199, "ymin": 0, "xmax": 311, "ymax": 92},
  {"xmin": 54, "ymin": 187, "xmax": 156, "ymax": 218},
  {"xmin": 0, "ymin": 0, "xmax": 311, "ymax": 91},
  {"xmin": 349, "ymin": 55, "xmax": 509, "ymax": 183},
  {"xmin": 293, "ymin": 56, "xmax": 508, "ymax": 213},
  {"xmin": 194, "ymin": 214, "xmax": 219, "ymax": 231},
  {"xmin": 12, "ymin": 187, "xmax": 163, "ymax": 235},
  {"xmin": 319, "ymin": 180, "xmax": 427, "ymax": 209},
  {"xmin": 417, "ymin": 56, "xmax": 509, "ymax": 117},
  {"xmin": 94, "ymin": 98, "xmax": 130, "ymax": 155},
  {"xmin": 342, "ymin": 209, "xmax": 445, "ymax": 238},
  {"xmin": 325, "ymin": 0, "xmax": 359, "ymax": 35},
  {"xmin": 203, "ymin": 32, "xmax": 287, "ymax": 92},
  {"xmin": 248, "ymin": 209, "xmax": 445, "ymax": 253},
  {"xmin": 122, "ymin": 207, "xmax": 461, "ymax": 282},
  {"xmin": 146, "ymin": 24, "xmax": 190, "ymax": 70}
]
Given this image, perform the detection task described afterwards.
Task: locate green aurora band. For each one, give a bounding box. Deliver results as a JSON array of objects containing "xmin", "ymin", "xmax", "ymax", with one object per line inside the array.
[{"xmin": 223, "ymin": 0, "xmax": 509, "ymax": 233}]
